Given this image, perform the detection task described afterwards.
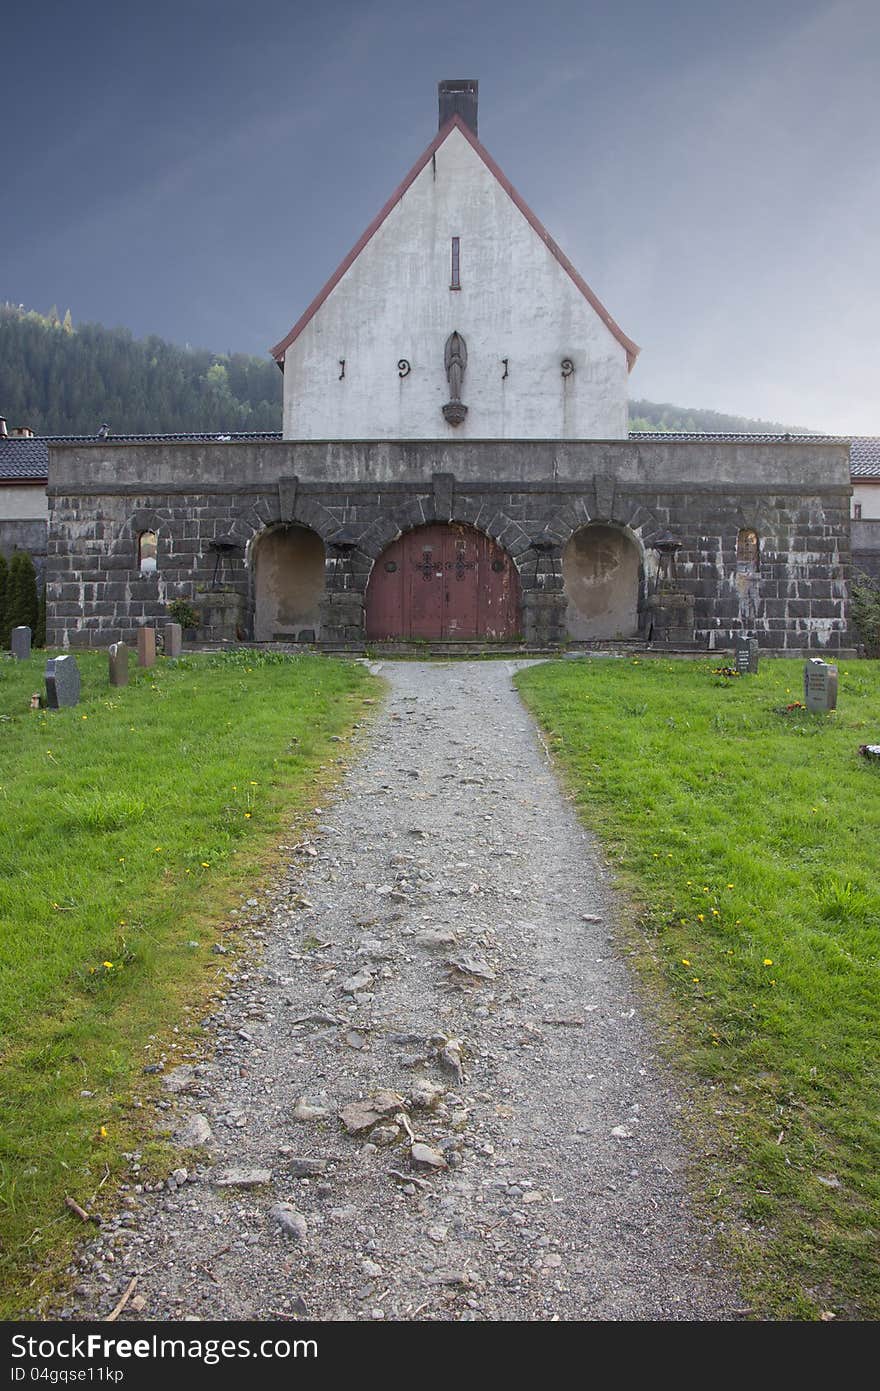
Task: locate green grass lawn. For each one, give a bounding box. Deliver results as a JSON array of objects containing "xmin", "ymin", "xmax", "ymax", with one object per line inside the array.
[
  {"xmin": 516, "ymin": 656, "xmax": 880, "ymax": 1320},
  {"xmin": 0, "ymin": 647, "xmax": 376, "ymax": 1316}
]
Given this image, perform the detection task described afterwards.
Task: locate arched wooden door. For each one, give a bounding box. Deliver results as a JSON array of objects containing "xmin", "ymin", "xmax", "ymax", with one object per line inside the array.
[{"xmin": 366, "ymin": 524, "xmax": 520, "ymax": 640}]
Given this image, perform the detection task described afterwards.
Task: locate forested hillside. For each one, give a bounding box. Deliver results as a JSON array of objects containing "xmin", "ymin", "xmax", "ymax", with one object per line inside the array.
[
  {"xmin": 0, "ymin": 305, "xmax": 814, "ymax": 437},
  {"xmin": 628, "ymin": 398, "xmax": 812, "ymax": 434},
  {"xmin": 0, "ymin": 305, "xmax": 281, "ymax": 434}
]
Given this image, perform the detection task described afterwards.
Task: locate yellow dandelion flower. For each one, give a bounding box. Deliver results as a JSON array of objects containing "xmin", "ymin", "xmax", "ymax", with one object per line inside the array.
[
  {"xmin": 99, "ymin": 1126, "xmax": 108, "ymax": 1138},
  {"xmin": 763, "ymin": 958, "xmax": 773, "ymax": 966},
  {"xmin": 244, "ymin": 812, "xmax": 251, "ymax": 819},
  {"xmin": 681, "ymin": 959, "xmax": 691, "ymax": 966},
  {"xmin": 697, "ymin": 913, "xmax": 705, "ymax": 922},
  {"xmin": 692, "ymin": 977, "xmax": 700, "ymax": 983},
  {"xmin": 711, "ymin": 908, "xmax": 720, "ymax": 917},
  {"xmin": 201, "ymin": 862, "xmax": 210, "ymax": 868},
  {"xmin": 727, "ymin": 884, "xmax": 734, "ymax": 889},
  {"xmin": 103, "ymin": 961, "xmax": 114, "ymax": 969}
]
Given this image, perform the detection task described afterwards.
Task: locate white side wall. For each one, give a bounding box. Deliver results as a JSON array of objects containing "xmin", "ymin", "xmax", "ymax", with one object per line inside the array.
[
  {"xmin": 852, "ymin": 481, "xmax": 880, "ymax": 518},
  {"xmin": 0, "ymin": 484, "xmax": 48, "ymax": 519},
  {"xmin": 282, "ymin": 128, "xmax": 629, "ymax": 441}
]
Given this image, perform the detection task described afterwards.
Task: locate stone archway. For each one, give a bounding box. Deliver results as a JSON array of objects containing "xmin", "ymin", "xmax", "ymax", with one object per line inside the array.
[
  {"xmin": 365, "ymin": 523, "xmax": 520, "ymax": 640},
  {"xmin": 563, "ymin": 524, "xmax": 641, "ymax": 640},
  {"xmin": 253, "ymin": 524, "xmax": 325, "ymax": 642}
]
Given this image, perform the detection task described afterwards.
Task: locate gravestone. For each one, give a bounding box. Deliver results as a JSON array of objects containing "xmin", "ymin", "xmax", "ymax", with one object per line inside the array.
[
  {"xmin": 137, "ymin": 627, "xmax": 156, "ymax": 668},
  {"xmin": 11, "ymin": 626, "xmax": 32, "ymax": 660},
  {"xmin": 44, "ymin": 655, "xmax": 81, "ymax": 709},
  {"xmin": 108, "ymin": 642, "xmax": 129, "ymax": 687},
  {"xmin": 803, "ymin": 657, "xmax": 838, "ymax": 712},
  {"xmin": 735, "ymin": 635, "xmax": 759, "ymax": 674},
  {"xmin": 164, "ymin": 622, "xmax": 183, "ymax": 658}
]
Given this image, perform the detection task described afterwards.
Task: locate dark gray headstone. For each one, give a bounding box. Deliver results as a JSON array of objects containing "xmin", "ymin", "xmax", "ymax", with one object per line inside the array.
[
  {"xmin": 11, "ymin": 626, "xmax": 32, "ymax": 660},
  {"xmin": 164, "ymin": 622, "xmax": 183, "ymax": 658},
  {"xmin": 735, "ymin": 635, "xmax": 758, "ymax": 674},
  {"xmin": 44, "ymin": 654, "xmax": 81, "ymax": 709},
  {"xmin": 108, "ymin": 642, "xmax": 129, "ymax": 687},
  {"xmin": 137, "ymin": 627, "xmax": 156, "ymax": 667},
  {"xmin": 804, "ymin": 658, "xmax": 838, "ymax": 712}
]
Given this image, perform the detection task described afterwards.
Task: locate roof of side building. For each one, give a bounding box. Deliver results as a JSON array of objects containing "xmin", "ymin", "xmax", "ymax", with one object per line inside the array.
[{"xmin": 0, "ymin": 433, "xmax": 283, "ymax": 482}]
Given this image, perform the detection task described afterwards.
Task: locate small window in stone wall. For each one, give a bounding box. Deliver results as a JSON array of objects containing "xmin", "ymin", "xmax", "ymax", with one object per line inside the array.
[
  {"xmin": 138, "ymin": 531, "xmax": 158, "ymax": 574},
  {"xmin": 736, "ymin": 528, "xmax": 760, "ymax": 573}
]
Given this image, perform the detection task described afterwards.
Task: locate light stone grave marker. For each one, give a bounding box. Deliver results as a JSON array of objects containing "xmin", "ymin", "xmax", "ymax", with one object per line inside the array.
[
  {"xmin": 164, "ymin": 622, "xmax": 182, "ymax": 658},
  {"xmin": 108, "ymin": 642, "xmax": 128, "ymax": 687},
  {"xmin": 137, "ymin": 627, "xmax": 156, "ymax": 667},
  {"xmin": 11, "ymin": 626, "xmax": 31, "ymax": 660},
  {"xmin": 44, "ymin": 655, "xmax": 81, "ymax": 709},
  {"xmin": 735, "ymin": 635, "xmax": 758, "ymax": 674},
  {"xmin": 803, "ymin": 657, "xmax": 838, "ymax": 712}
]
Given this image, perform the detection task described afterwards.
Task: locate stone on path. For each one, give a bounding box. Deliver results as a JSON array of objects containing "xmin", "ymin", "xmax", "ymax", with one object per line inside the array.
[{"xmin": 211, "ymin": 1168, "xmax": 272, "ymax": 1188}]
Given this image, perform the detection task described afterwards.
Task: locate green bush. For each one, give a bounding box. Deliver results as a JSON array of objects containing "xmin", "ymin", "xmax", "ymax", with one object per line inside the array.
[
  {"xmin": 851, "ymin": 573, "xmax": 880, "ymax": 657},
  {"xmin": 166, "ymin": 598, "xmax": 201, "ymax": 631},
  {"xmin": 6, "ymin": 552, "xmax": 38, "ymax": 636},
  {"xmin": 0, "ymin": 553, "xmax": 8, "ymax": 648}
]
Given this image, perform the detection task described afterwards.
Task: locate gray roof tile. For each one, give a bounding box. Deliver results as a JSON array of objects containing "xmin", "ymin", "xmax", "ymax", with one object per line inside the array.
[{"xmin": 0, "ymin": 432, "xmax": 282, "ymax": 482}]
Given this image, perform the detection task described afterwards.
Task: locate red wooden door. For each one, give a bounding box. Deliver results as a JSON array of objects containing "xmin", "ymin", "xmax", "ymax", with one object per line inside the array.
[{"xmin": 366, "ymin": 525, "xmax": 520, "ymax": 640}]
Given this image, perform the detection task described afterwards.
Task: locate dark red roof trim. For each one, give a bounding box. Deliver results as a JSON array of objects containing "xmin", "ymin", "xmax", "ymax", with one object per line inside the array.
[{"xmin": 269, "ymin": 115, "xmax": 640, "ymax": 371}]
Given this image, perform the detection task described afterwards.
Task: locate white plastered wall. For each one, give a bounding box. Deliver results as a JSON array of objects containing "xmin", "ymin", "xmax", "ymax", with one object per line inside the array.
[
  {"xmin": 281, "ymin": 127, "xmax": 629, "ymax": 440},
  {"xmin": 852, "ymin": 482, "xmax": 880, "ymax": 518},
  {"xmin": 0, "ymin": 484, "xmax": 48, "ymax": 519}
]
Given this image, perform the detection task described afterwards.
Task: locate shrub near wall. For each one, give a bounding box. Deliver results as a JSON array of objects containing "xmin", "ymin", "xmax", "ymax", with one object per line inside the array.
[
  {"xmin": 851, "ymin": 574, "xmax": 880, "ymax": 657},
  {"xmin": 6, "ymin": 552, "xmax": 39, "ymax": 638},
  {"xmin": 0, "ymin": 553, "xmax": 8, "ymax": 647}
]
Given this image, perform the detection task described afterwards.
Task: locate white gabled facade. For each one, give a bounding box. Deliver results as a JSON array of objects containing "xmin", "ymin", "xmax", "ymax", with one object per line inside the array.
[{"xmin": 273, "ymin": 108, "xmax": 638, "ymax": 441}]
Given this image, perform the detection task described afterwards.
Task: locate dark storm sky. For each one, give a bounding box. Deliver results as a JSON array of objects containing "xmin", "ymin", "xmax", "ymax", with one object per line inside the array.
[{"xmin": 2, "ymin": 0, "xmax": 878, "ymax": 430}]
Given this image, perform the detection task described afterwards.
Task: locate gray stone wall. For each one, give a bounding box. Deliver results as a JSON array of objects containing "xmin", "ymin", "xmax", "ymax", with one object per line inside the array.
[
  {"xmin": 0, "ymin": 519, "xmax": 48, "ymax": 578},
  {"xmin": 46, "ymin": 439, "xmax": 852, "ymax": 652},
  {"xmin": 852, "ymin": 519, "xmax": 880, "ymax": 583}
]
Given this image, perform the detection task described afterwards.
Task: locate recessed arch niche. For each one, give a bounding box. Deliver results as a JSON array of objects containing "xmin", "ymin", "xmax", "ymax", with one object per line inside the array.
[
  {"xmin": 563, "ymin": 524, "xmax": 641, "ymax": 640},
  {"xmin": 253, "ymin": 524, "xmax": 325, "ymax": 642}
]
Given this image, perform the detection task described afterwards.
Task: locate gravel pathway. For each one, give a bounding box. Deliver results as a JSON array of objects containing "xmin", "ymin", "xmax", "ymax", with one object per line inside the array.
[{"xmin": 62, "ymin": 660, "xmax": 740, "ymax": 1322}]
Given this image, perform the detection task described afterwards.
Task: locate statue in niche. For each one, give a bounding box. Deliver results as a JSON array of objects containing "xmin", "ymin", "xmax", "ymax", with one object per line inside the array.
[{"xmin": 442, "ymin": 331, "xmax": 468, "ymax": 426}]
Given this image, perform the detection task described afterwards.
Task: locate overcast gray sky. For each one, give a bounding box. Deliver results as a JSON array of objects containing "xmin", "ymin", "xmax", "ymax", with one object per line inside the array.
[{"xmin": 2, "ymin": 0, "xmax": 878, "ymax": 430}]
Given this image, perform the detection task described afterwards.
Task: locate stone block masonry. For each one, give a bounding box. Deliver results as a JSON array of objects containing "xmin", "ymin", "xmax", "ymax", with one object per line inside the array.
[{"xmin": 45, "ymin": 439, "xmax": 852, "ymax": 652}]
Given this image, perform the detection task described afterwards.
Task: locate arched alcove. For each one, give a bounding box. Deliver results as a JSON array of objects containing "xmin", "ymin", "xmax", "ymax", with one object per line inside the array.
[
  {"xmin": 137, "ymin": 531, "xmax": 157, "ymax": 574},
  {"xmin": 253, "ymin": 525, "xmax": 325, "ymax": 642},
  {"xmin": 563, "ymin": 524, "xmax": 641, "ymax": 640}
]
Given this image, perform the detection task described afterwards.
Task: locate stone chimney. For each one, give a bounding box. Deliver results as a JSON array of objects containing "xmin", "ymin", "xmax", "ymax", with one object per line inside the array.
[
  {"xmin": 439, "ymin": 79, "xmax": 478, "ymax": 136},
  {"xmin": 0, "ymin": 417, "xmax": 7, "ymax": 438},
  {"xmin": 10, "ymin": 425, "xmax": 34, "ymax": 438}
]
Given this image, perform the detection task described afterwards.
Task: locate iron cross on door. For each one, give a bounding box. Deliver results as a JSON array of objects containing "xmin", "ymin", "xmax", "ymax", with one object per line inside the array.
[{"xmin": 408, "ymin": 542, "xmax": 445, "ymax": 635}]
